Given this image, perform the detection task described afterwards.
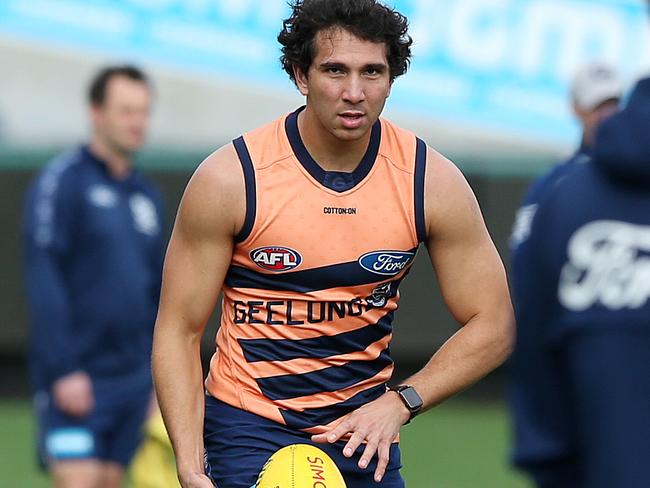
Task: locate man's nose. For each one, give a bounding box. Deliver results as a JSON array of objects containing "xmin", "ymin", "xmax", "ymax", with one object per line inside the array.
[{"xmin": 342, "ymin": 76, "xmax": 366, "ymax": 104}]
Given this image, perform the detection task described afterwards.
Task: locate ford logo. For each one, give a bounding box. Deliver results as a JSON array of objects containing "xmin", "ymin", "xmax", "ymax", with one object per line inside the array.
[{"xmin": 358, "ymin": 250, "xmax": 415, "ymax": 276}]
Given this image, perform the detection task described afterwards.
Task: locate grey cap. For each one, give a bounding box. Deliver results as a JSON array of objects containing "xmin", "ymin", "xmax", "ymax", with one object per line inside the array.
[{"xmin": 570, "ymin": 62, "xmax": 624, "ymax": 111}]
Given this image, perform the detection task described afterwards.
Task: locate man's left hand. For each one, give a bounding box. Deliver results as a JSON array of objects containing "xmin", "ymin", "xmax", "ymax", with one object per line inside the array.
[{"xmin": 311, "ymin": 391, "xmax": 411, "ymax": 482}]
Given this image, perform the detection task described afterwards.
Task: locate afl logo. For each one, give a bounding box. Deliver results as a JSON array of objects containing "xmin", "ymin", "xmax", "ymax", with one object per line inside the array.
[
  {"xmin": 359, "ymin": 250, "xmax": 415, "ymax": 276},
  {"xmin": 251, "ymin": 246, "xmax": 302, "ymax": 272}
]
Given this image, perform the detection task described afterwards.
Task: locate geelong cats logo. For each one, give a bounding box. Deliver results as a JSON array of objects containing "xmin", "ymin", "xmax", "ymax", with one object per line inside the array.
[
  {"xmin": 559, "ymin": 220, "xmax": 650, "ymax": 311},
  {"xmin": 359, "ymin": 250, "xmax": 415, "ymax": 276},
  {"xmin": 366, "ymin": 282, "xmax": 393, "ymax": 308},
  {"xmin": 251, "ymin": 246, "xmax": 302, "ymax": 272}
]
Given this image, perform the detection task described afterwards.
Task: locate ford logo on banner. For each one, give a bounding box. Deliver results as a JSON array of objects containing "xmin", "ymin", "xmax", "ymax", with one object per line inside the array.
[{"xmin": 359, "ymin": 250, "xmax": 415, "ymax": 276}]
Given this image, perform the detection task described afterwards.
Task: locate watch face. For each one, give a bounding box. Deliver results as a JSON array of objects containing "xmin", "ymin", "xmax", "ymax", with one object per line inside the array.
[{"xmin": 400, "ymin": 386, "xmax": 423, "ymax": 411}]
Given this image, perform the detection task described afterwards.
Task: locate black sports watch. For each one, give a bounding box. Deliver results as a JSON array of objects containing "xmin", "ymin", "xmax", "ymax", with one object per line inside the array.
[{"xmin": 388, "ymin": 385, "xmax": 423, "ymax": 423}]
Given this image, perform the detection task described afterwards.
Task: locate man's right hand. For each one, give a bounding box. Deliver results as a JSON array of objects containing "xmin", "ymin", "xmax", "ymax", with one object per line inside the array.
[
  {"xmin": 52, "ymin": 371, "xmax": 94, "ymax": 417},
  {"xmin": 179, "ymin": 471, "xmax": 216, "ymax": 487}
]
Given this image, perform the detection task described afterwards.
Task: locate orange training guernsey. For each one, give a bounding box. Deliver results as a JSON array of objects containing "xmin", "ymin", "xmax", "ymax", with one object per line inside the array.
[{"xmin": 205, "ymin": 107, "xmax": 427, "ymax": 435}]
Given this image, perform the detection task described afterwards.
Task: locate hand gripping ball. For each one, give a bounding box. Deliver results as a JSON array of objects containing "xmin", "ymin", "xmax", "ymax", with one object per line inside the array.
[{"xmin": 255, "ymin": 443, "xmax": 347, "ymax": 488}]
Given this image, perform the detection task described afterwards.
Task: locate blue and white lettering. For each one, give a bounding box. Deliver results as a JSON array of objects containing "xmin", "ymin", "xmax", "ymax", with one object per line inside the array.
[
  {"xmin": 359, "ymin": 251, "xmax": 415, "ymax": 276},
  {"xmin": 559, "ymin": 221, "xmax": 650, "ymax": 311}
]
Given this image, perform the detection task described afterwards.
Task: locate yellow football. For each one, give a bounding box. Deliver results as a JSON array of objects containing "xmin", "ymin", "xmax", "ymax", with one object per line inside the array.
[{"xmin": 255, "ymin": 443, "xmax": 347, "ymax": 488}]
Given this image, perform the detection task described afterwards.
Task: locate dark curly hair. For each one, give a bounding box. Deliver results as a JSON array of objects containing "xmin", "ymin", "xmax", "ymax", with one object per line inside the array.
[{"xmin": 278, "ymin": 0, "xmax": 412, "ymax": 86}]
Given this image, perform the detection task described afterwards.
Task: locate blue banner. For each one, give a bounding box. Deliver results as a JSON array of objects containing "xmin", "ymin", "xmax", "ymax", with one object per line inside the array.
[{"xmin": 0, "ymin": 0, "xmax": 647, "ymax": 146}]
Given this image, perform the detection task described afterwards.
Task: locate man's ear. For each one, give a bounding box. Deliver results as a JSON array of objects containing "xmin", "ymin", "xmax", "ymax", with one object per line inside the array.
[
  {"xmin": 293, "ymin": 65, "xmax": 309, "ymax": 96},
  {"xmin": 89, "ymin": 103, "xmax": 102, "ymax": 127}
]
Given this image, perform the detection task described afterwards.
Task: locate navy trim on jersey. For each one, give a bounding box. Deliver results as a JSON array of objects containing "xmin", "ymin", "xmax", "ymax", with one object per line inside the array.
[
  {"xmin": 233, "ymin": 137, "xmax": 256, "ymax": 243},
  {"xmin": 225, "ymin": 247, "xmax": 417, "ymax": 293},
  {"xmin": 285, "ymin": 106, "xmax": 381, "ymax": 193},
  {"xmin": 280, "ymin": 383, "xmax": 386, "ymax": 430},
  {"xmin": 256, "ymin": 350, "xmax": 393, "ymax": 401},
  {"xmin": 238, "ymin": 310, "xmax": 394, "ymax": 362},
  {"xmin": 414, "ymin": 138, "xmax": 427, "ymax": 243}
]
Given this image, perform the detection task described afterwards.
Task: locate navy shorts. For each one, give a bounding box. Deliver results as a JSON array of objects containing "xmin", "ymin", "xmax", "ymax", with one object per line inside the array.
[
  {"xmin": 203, "ymin": 395, "xmax": 405, "ymax": 488},
  {"xmin": 36, "ymin": 371, "xmax": 151, "ymax": 468}
]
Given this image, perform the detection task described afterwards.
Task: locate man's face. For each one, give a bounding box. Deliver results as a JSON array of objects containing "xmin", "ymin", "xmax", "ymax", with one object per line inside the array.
[
  {"xmin": 574, "ymin": 98, "xmax": 620, "ymax": 147},
  {"xmin": 91, "ymin": 75, "xmax": 151, "ymax": 155},
  {"xmin": 295, "ymin": 27, "xmax": 392, "ymax": 142},
  {"xmin": 576, "ymin": 98, "xmax": 620, "ymax": 128}
]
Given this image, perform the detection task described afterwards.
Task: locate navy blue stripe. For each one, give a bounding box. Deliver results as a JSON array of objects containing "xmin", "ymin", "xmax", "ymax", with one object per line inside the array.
[
  {"xmin": 239, "ymin": 311, "xmax": 394, "ymax": 363},
  {"xmin": 256, "ymin": 351, "xmax": 393, "ymax": 401},
  {"xmin": 414, "ymin": 137, "xmax": 427, "ymax": 243},
  {"xmin": 280, "ymin": 384, "xmax": 387, "ymax": 430},
  {"xmin": 285, "ymin": 106, "xmax": 381, "ymax": 193},
  {"xmin": 233, "ymin": 136, "xmax": 256, "ymax": 243},
  {"xmin": 225, "ymin": 246, "xmax": 417, "ymax": 292}
]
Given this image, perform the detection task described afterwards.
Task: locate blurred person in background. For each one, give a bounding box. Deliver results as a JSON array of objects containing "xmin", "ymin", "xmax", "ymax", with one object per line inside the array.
[
  {"xmin": 510, "ymin": 61, "xmax": 623, "ymax": 254},
  {"xmin": 23, "ymin": 65, "xmax": 166, "ymax": 488},
  {"xmin": 508, "ymin": 57, "xmax": 650, "ymax": 488},
  {"xmin": 152, "ymin": 1, "xmax": 514, "ymax": 487}
]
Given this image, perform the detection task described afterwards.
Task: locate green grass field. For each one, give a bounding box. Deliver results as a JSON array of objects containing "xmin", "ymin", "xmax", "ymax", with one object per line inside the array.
[{"xmin": 1, "ymin": 399, "xmax": 532, "ymax": 487}]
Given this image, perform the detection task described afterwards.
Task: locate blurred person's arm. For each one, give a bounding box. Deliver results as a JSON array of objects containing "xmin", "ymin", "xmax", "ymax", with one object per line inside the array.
[
  {"xmin": 508, "ymin": 185, "xmax": 578, "ymax": 487},
  {"xmin": 152, "ymin": 145, "xmax": 244, "ymax": 488},
  {"xmin": 23, "ymin": 166, "xmax": 93, "ymax": 417}
]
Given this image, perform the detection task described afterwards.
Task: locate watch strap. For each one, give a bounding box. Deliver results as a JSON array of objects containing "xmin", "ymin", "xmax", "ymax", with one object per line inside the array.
[{"xmin": 387, "ymin": 384, "xmax": 423, "ymax": 423}]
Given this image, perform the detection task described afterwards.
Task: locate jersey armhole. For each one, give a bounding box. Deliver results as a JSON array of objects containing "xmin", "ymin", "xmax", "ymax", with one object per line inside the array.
[
  {"xmin": 232, "ymin": 136, "xmax": 257, "ymax": 243},
  {"xmin": 414, "ymin": 137, "xmax": 427, "ymax": 243}
]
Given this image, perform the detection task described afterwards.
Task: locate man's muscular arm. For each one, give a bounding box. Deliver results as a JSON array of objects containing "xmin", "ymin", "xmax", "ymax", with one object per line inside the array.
[
  {"xmin": 313, "ymin": 147, "xmax": 515, "ymax": 482},
  {"xmin": 152, "ymin": 145, "xmax": 245, "ymax": 488},
  {"xmin": 401, "ymin": 147, "xmax": 515, "ymax": 407}
]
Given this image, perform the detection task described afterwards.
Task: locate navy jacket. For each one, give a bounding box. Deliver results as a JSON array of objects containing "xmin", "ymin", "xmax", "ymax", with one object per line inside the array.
[
  {"xmin": 23, "ymin": 146, "xmax": 166, "ymax": 390},
  {"xmin": 510, "ymin": 146, "xmax": 591, "ymax": 259},
  {"xmin": 509, "ymin": 78, "xmax": 650, "ymax": 488}
]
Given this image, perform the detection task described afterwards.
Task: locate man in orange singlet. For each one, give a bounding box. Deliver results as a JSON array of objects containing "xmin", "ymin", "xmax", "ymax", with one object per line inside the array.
[{"xmin": 152, "ymin": 1, "xmax": 515, "ymax": 487}]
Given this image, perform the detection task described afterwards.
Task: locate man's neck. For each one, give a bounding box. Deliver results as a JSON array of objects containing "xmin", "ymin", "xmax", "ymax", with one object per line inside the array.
[
  {"xmin": 89, "ymin": 138, "xmax": 132, "ymax": 180},
  {"xmin": 297, "ymin": 108, "xmax": 372, "ymax": 172}
]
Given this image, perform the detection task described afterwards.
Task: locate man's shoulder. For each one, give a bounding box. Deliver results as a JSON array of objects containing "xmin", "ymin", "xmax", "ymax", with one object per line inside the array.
[
  {"xmin": 542, "ymin": 160, "xmax": 598, "ymax": 202},
  {"xmin": 377, "ymin": 118, "xmax": 456, "ymax": 178},
  {"xmin": 377, "ymin": 116, "xmax": 420, "ymax": 151},
  {"xmin": 237, "ymin": 110, "xmax": 295, "ymax": 168},
  {"xmin": 40, "ymin": 146, "xmax": 86, "ymax": 177},
  {"xmin": 523, "ymin": 151, "xmax": 588, "ymax": 207},
  {"xmin": 528, "ymin": 163, "xmax": 603, "ymax": 245},
  {"xmin": 189, "ymin": 143, "xmax": 245, "ymax": 199},
  {"xmin": 511, "ymin": 148, "xmax": 585, "ymax": 254},
  {"xmin": 176, "ymin": 143, "xmax": 245, "ymax": 239},
  {"xmin": 30, "ymin": 146, "xmax": 89, "ymax": 197}
]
